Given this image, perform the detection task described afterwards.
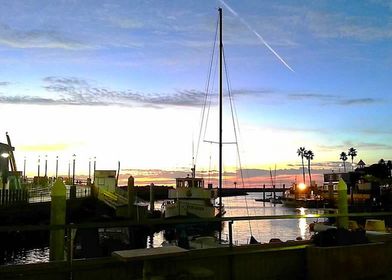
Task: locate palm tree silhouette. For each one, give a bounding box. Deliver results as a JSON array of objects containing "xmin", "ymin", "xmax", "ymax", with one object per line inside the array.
[
  {"xmin": 348, "ymin": 147, "xmax": 357, "ymax": 171},
  {"xmin": 340, "ymin": 152, "xmax": 348, "ymax": 172},
  {"xmin": 304, "ymin": 150, "xmax": 314, "ymax": 186},
  {"xmin": 297, "ymin": 147, "xmax": 306, "ymax": 184}
]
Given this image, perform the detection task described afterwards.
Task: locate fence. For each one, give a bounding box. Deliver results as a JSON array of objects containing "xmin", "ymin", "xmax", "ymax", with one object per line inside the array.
[{"xmin": 0, "ymin": 189, "xmax": 29, "ymax": 206}]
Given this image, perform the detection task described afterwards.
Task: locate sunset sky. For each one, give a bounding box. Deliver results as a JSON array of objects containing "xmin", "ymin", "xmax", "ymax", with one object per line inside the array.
[{"xmin": 1, "ymin": 0, "xmax": 391, "ymax": 186}]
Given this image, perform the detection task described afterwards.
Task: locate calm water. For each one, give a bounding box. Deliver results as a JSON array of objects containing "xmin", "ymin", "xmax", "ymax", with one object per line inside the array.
[
  {"xmin": 2, "ymin": 192, "xmax": 327, "ymax": 265},
  {"xmin": 150, "ymin": 192, "xmax": 327, "ymax": 246}
]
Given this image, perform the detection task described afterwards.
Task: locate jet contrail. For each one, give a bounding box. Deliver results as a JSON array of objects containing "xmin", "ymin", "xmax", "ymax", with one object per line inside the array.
[{"xmin": 219, "ymin": 0, "xmax": 295, "ymax": 73}]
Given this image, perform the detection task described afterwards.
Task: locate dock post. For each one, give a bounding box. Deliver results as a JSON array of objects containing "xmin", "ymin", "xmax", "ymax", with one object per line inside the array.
[
  {"xmin": 263, "ymin": 184, "xmax": 265, "ymax": 205},
  {"xmin": 282, "ymin": 184, "xmax": 286, "ymax": 198},
  {"xmin": 149, "ymin": 183, "xmax": 155, "ymax": 213},
  {"xmin": 273, "ymin": 185, "xmax": 276, "ymax": 200},
  {"xmin": 128, "ymin": 176, "xmax": 135, "ymax": 218},
  {"xmin": 337, "ymin": 178, "xmax": 349, "ymax": 229},
  {"xmin": 49, "ymin": 178, "xmax": 66, "ymax": 261},
  {"xmin": 229, "ymin": 220, "xmax": 233, "ymax": 247}
]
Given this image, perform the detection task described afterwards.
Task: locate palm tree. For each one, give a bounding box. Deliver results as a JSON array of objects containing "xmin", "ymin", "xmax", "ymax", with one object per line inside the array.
[
  {"xmin": 297, "ymin": 147, "xmax": 306, "ymax": 184},
  {"xmin": 340, "ymin": 152, "xmax": 348, "ymax": 172},
  {"xmin": 348, "ymin": 147, "xmax": 357, "ymax": 171},
  {"xmin": 304, "ymin": 150, "xmax": 314, "ymax": 186}
]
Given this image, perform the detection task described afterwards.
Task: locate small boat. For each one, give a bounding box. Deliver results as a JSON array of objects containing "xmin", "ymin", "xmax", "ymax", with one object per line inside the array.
[
  {"xmin": 161, "ymin": 172, "xmax": 224, "ymax": 218},
  {"xmin": 281, "ymin": 183, "xmax": 325, "ymax": 208}
]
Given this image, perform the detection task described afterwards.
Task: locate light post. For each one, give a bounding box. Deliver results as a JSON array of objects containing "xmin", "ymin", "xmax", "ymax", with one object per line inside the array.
[
  {"xmin": 93, "ymin": 156, "xmax": 96, "ymax": 183},
  {"xmin": 44, "ymin": 155, "xmax": 48, "ymax": 178},
  {"xmin": 68, "ymin": 160, "xmax": 70, "ymax": 181},
  {"xmin": 72, "ymin": 154, "xmax": 76, "ymax": 185},
  {"xmin": 23, "ymin": 156, "xmax": 26, "ymax": 179},
  {"xmin": 88, "ymin": 157, "xmax": 91, "ymax": 179},
  {"xmin": 55, "ymin": 156, "xmax": 59, "ymax": 178},
  {"xmin": 38, "ymin": 155, "xmax": 41, "ymax": 179}
]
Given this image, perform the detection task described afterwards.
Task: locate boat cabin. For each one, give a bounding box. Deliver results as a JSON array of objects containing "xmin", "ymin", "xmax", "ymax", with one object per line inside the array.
[{"xmin": 175, "ymin": 176, "xmax": 204, "ymax": 188}]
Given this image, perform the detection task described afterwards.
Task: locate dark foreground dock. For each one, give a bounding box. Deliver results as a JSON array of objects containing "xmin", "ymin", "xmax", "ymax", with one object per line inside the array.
[{"xmin": 0, "ymin": 239, "xmax": 391, "ymax": 280}]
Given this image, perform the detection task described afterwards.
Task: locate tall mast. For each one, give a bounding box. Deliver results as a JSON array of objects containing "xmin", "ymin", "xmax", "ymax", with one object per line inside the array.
[{"xmin": 218, "ymin": 7, "xmax": 223, "ymax": 218}]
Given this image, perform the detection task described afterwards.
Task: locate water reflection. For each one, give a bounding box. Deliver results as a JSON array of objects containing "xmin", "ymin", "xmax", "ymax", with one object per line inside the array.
[
  {"xmin": 298, "ymin": 207, "xmax": 307, "ymax": 240},
  {"xmin": 1, "ymin": 247, "xmax": 49, "ymax": 265},
  {"xmin": 4, "ymin": 192, "xmax": 328, "ymax": 264}
]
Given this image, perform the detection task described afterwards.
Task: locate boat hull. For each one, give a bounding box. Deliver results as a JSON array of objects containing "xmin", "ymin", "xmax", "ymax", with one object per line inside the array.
[{"xmin": 163, "ymin": 200, "xmax": 218, "ymax": 219}]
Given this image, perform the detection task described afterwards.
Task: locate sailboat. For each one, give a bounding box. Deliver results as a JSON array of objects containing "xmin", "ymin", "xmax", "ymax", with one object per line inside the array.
[{"xmin": 161, "ymin": 8, "xmax": 226, "ymax": 220}]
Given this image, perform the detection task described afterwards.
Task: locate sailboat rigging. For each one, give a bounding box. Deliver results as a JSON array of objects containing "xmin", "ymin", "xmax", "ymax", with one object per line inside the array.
[{"xmin": 161, "ymin": 7, "xmax": 258, "ymax": 244}]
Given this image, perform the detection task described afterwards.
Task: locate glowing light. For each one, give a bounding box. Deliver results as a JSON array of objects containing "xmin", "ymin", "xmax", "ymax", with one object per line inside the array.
[
  {"xmin": 1, "ymin": 152, "xmax": 9, "ymax": 158},
  {"xmin": 298, "ymin": 183, "xmax": 307, "ymax": 191}
]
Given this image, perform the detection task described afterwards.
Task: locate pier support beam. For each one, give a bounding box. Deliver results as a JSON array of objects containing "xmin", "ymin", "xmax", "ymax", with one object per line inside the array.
[
  {"xmin": 337, "ymin": 178, "xmax": 348, "ymax": 229},
  {"xmin": 49, "ymin": 178, "xmax": 66, "ymax": 261}
]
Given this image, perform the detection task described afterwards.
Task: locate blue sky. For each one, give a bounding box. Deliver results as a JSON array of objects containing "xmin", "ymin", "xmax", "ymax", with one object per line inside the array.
[{"xmin": 0, "ymin": 0, "xmax": 391, "ymax": 185}]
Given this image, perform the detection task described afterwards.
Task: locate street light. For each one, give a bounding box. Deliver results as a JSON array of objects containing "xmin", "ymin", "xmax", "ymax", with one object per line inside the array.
[
  {"xmin": 44, "ymin": 155, "xmax": 48, "ymax": 177},
  {"xmin": 72, "ymin": 154, "xmax": 76, "ymax": 185},
  {"xmin": 93, "ymin": 156, "xmax": 96, "ymax": 183},
  {"xmin": 23, "ymin": 156, "xmax": 26, "ymax": 179},
  {"xmin": 88, "ymin": 157, "xmax": 91, "ymax": 179},
  {"xmin": 1, "ymin": 152, "xmax": 9, "ymax": 158},
  {"xmin": 38, "ymin": 155, "xmax": 41, "ymax": 179},
  {"xmin": 55, "ymin": 156, "xmax": 59, "ymax": 178},
  {"xmin": 68, "ymin": 160, "xmax": 70, "ymax": 181}
]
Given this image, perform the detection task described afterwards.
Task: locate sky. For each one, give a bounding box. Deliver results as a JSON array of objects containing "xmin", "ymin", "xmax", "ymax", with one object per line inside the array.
[{"xmin": 1, "ymin": 0, "xmax": 392, "ymax": 187}]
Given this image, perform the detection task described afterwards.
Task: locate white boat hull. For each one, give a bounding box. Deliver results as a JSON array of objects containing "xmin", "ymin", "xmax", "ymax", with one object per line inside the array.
[{"xmin": 164, "ymin": 200, "xmax": 218, "ymax": 218}]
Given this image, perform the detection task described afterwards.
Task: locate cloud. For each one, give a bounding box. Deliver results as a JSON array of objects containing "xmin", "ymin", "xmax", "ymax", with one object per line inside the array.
[
  {"xmin": 0, "ymin": 23, "xmax": 88, "ymax": 50},
  {"xmin": 0, "ymin": 82, "xmax": 10, "ymax": 86},
  {"xmin": 305, "ymin": 10, "xmax": 392, "ymax": 42},
  {"xmin": 0, "ymin": 76, "xmax": 208, "ymax": 108},
  {"xmin": 339, "ymin": 98, "xmax": 377, "ymax": 105},
  {"xmin": 287, "ymin": 92, "xmax": 381, "ymax": 106},
  {"xmin": 318, "ymin": 142, "xmax": 392, "ymax": 152}
]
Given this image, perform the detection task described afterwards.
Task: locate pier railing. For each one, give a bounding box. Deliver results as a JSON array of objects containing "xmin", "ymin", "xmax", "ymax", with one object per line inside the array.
[{"xmin": 0, "ymin": 189, "xmax": 29, "ymax": 206}]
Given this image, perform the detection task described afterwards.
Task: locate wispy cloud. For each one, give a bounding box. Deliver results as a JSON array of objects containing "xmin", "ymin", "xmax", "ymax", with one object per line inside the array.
[
  {"xmin": 0, "ymin": 76, "xmax": 207, "ymax": 108},
  {"xmin": 318, "ymin": 141, "xmax": 392, "ymax": 152},
  {"xmin": 0, "ymin": 23, "xmax": 88, "ymax": 50},
  {"xmin": 288, "ymin": 92, "xmax": 381, "ymax": 106},
  {"xmin": 0, "ymin": 82, "xmax": 10, "ymax": 86},
  {"xmin": 339, "ymin": 98, "xmax": 378, "ymax": 105},
  {"xmin": 305, "ymin": 10, "xmax": 392, "ymax": 42}
]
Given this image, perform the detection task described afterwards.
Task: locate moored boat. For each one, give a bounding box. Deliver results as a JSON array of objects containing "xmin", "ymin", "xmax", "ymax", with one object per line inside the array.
[
  {"xmin": 281, "ymin": 182, "xmax": 325, "ymax": 208},
  {"xmin": 161, "ymin": 173, "xmax": 224, "ymax": 218}
]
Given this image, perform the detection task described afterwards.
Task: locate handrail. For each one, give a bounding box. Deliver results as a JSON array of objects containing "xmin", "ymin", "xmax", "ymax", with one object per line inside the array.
[{"xmin": 0, "ymin": 211, "xmax": 391, "ymax": 233}]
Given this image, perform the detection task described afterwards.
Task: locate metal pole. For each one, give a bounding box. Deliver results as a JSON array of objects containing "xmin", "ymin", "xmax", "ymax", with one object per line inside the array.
[
  {"xmin": 23, "ymin": 156, "xmax": 26, "ymax": 179},
  {"xmin": 55, "ymin": 156, "xmax": 58, "ymax": 178},
  {"xmin": 44, "ymin": 155, "xmax": 48, "ymax": 177},
  {"xmin": 38, "ymin": 156, "xmax": 41, "ymax": 179},
  {"xmin": 72, "ymin": 154, "xmax": 76, "ymax": 185},
  {"xmin": 218, "ymin": 7, "xmax": 223, "ymax": 242},
  {"xmin": 88, "ymin": 158, "xmax": 91, "ymax": 179},
  {"xmin": 68, "ymin": 161, "xmax": 70, "ymax": 181},
  {"xmin": 93, "ymin": 157, "xmax": 96, "ymax": 183}
]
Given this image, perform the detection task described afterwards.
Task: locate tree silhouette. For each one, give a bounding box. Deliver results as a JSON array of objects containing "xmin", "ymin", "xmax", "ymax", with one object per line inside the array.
[
  {"xmin": 348, "ymin": 147, "xmax": 357, "ymax": 171},
  {"xmin": 297, "ymin": 147, "xmax": 306, "ymax": 184},
  {"xmin": 340, "ymin": 152, "xmax": 348, "ymax": 172},
  {"xmin": 304, "ymin": 150, "xmax": 314, "ymax": 186}
]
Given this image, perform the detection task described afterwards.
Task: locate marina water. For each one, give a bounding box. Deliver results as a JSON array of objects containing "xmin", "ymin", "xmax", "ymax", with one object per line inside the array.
[{"xmin": 2, "ymin": 192, "xmax": 327, "ymax": 265}]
